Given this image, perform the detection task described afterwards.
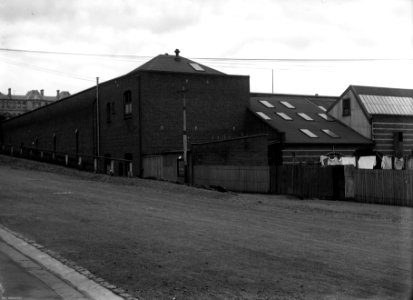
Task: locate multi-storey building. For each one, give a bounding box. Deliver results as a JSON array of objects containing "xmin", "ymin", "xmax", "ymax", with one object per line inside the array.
[{"xmin": 0, "ymin": 88, "xmax": 70, "ymax": 120}]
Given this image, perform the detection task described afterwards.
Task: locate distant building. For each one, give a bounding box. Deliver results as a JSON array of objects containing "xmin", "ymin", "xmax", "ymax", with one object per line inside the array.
[
  {"xmin": 328, "ymin": 85, "xmax": 413, "ymax": 157},
  {"xmin": 0, "ymin": 88, "xmax": 70, "ymax": 120}
]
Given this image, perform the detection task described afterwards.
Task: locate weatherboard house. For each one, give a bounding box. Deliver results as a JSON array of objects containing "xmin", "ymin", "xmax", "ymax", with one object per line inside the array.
[
  {"xmin": 328, "ymin": 85, "xmax": 413, "ymax": 159},
  {"xmin": 0, "ymin": 50, "xmax": 250, "ymax": 176}
]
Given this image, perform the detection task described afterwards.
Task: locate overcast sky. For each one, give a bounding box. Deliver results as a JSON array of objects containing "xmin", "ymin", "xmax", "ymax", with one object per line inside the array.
[{"xmin": 1, "ymin": 0, "xmax": 412, "ymax": 97}]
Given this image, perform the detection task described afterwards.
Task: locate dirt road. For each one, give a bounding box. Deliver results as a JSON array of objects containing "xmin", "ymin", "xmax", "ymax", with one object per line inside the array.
[{"xmin": 0, "ymin": 155, "xmax": 412, "ymax": 299}]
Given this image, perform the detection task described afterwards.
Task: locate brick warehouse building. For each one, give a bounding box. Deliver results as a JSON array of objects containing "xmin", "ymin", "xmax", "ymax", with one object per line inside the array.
[{"xmin": 0, "ymin": 50, "xmax": 250, "ymax": 176}]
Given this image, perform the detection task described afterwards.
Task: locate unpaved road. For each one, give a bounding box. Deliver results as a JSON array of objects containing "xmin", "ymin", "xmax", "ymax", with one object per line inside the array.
[{"xmin": 0, "ymin": 155, "xmax": 412, "ymax": 299}]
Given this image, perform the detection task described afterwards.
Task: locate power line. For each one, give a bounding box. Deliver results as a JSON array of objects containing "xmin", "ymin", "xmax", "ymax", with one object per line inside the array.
[
  {"xmin": 1, "ymin": 47, "xmax": 412, "ymax": 62},
  {"xmin": 0, "ymin": 57, "xmax": 95, "ymax": 82}
]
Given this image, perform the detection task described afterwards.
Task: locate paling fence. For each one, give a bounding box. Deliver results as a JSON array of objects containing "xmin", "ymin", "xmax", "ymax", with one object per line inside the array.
[
  {"xmin": 354, "ymin": 169, "xmax": 413, "ymax": 207},
  {"xmin": 2, "ymin": 144, "xmax": 412, "ymax": 207},
  {"xmin": 193, "ymin": 165, "xmax": 270, "ymax": 193},
  {"xmin": 270, "ymin": 165, "xmax": 345, "ymax": 200}
]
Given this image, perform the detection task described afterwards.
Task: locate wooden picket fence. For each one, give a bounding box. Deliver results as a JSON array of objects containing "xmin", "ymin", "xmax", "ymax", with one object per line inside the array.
[
  {"xmin": 193, "ymin": 165, "xmax": 270, "ymax": 193},
  {"xmin": 354, "ymin": 169, "xmax": 413, "ymax": 207}
]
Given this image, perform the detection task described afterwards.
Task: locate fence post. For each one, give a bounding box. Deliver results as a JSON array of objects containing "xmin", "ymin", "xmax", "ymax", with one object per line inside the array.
[{"xmin": 65, "ymin": 154, "xmax": 69, "ymax": 166}]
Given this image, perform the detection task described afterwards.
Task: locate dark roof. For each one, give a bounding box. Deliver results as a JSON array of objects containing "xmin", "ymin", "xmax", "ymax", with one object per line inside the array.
[
  {"xmin": 249, "ymin": 94, "xmax": 371, "ymax": 145},
  {"xmin": 129, "ymin": 54, "xmax": 225, "ymax": 75},
  {"xmin": 251, "ymin": 92, "xmax": 338, "ymax": 111}
]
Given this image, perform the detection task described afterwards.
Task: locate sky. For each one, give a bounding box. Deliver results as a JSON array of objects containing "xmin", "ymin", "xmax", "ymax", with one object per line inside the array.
[{"xmin": 0, "ymin": 0, "xmax": 412, "ymax": 97}]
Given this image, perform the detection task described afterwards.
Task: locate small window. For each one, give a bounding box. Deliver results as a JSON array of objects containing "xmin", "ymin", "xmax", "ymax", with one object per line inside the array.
[
  {"xmin": 189, "ymin": 63, "xmax": 205, "ymax": 72},
  {"xmin": 297, "ymin": 113, "xmax": 314, "ymax": 121},
  {"xmin": 259, "ymin": 100, "xmax": 275, "ymax": 108},
  {"xmin": 106, "ymin": 103, "xmax": 111, "ymax": 123},
  {"xmin": 280, "ymin": 101, "xmax": 295, "ymax": 109},
  {"xmin": 342, "ymin": 98, "xmax": 350, "ymax": 116},
  {"xmin": 276, "ymin": 112, "xmax": 293, "ymax": 120},
  {"xmin": 318, "ymin": 113, "xmax": 332, "ymax": 121},
  {"xmin": 318, "ymin": 105, "xmax": 327, "ymax": 112},
  {"xmin": 300, "ymin": 129, "xmax": 318, "ymax": 138},
  {"xmin": 123, "ymin": 91, "xmax": 132, "ymax": 117},
  {"xmin": 322, "ymin": 129, "xmax": 340, "ymax": 138},
  {"xmin": 256, "ymin": 112, "xmax": 271, "ymax": 120},
  {"xmin": 397, "ymin": 132, "xmax": 403, "ymax": 142}
]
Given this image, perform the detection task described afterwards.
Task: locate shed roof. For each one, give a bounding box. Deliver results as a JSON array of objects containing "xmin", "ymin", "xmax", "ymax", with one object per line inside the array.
[
  {"xmin": 350, "ymin": 85, "xmax": 413, "ymax": 116},
  {"xmin": 249, "ymin": 94, "xmax": 371, "ymax": 145}
]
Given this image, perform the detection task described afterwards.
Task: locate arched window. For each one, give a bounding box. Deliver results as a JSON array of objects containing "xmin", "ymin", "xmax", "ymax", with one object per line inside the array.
[
  {"xmin": 123, "ymin": 91, "xmax": 132, "ymax": 118},
  {"xmin": 75, "ymin": 129, "xmax": 79, "ymax": 155},
  {"xmin": 53, "ymin": 134, "xmax": 57, "ymax": 153}
]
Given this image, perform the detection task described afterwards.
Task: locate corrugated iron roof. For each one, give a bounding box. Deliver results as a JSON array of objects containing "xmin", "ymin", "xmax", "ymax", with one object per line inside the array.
[
  {"xmin": 359, "ymin": 94, "xmax": 413, "ymax": 115},
  {"xmin": 348, "ymin": 85, "xmax": 413, "ymax": 116},
  {"xmin": 249, "ymin": 94, "xmax": 371, "ymax": 145}
]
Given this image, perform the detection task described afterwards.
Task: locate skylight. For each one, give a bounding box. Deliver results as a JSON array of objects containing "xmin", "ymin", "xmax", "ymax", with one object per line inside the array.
[
  {"xmin": 276, "ymin": 112, "xmax": 292, "ymax": 120},
  {"xmin": 280, "ymin": 101, "xmax": 295, "ymax": 109},
  {"xmin": 318, "ymin": 113, "xmax": 332, "ymax": 121},
  {"xmin": 256, "ymin": 112, "xmax": 271, "ymax": 120},
  {"xmin": 297, "ymin": 113, "xmax": 314, "ymax": 121},
  {"xmin": 189, "ymin": 62, "xmax": 205, "ymax": 72},
  {"xmin": 318, "ymin": 105, "xmax": 327, "ymax": 111},
  {"xmin": 322, "ymin": 129, "xmax": 340, "ymax": 138},
  {"xmin": 300, "ymin": 129, "xmax": 318, "ymax": 138},
  {"xmin": 259, "ymin": 100, "xmax": 275, "ymax": 108}
]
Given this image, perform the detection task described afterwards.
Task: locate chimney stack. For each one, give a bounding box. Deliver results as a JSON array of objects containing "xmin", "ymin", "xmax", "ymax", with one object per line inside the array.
[
  {"xmin": 174, "ymin": 49, "xmax": 181, "ymax": 61},
  {"xmin": 56, "ymin": 90, "xmax": 60, "ymax": 99},
  {"xmin": 8, "ymin": 88, "xmax": 11, "ymax": 96},
  {"xmin": 40, "ymin": 89, "xmax": 44, "ymax": 97}
]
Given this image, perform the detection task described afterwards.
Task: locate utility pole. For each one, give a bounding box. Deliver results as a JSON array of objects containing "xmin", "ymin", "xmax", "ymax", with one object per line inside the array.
[
  {"xmin": 181, "ymin": 85, "xmax": 188, "ymax": 183},
  {"xmin": 271, "ymin": 69, "xmax": 274, "ymax": 93}
]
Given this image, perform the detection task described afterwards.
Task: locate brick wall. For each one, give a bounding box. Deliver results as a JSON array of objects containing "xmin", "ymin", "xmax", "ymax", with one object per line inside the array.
[
  {"xmin": 191, "ymin": 134, "xmax": 268, "ymax": 166},
  {"xmin": 1, "ymin": 69, "xmax": 252, "ymax": 177},
  {"xmin": 139, "ymin": 72, "xmax": 250, "ymax": 154},
  {"xmin": 1, "ymin": 88, "xmax": 96, "ymax": 156}
]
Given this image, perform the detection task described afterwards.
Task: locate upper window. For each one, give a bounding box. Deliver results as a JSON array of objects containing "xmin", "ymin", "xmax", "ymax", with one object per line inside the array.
[
  {"xmin": 342, "ymin": 98, "xmax": 351, "ymax": 116},
  {"xmin": 259, "ymin": 100, "xmax": 275, "ymax": 108},
  {"xmin": 106, "ymin": 103, "xmax": 111, "ymax": 123},
  {"xmin": 123, "ymin": 91, "xmax": 132, "ymax": 117},
  {"xmin": 280, "ymin": 101, "xmax": 295, "ymax": 109},
  {"xmin": 276, "ymin": 112, "xmax": 293, "ymax": 120},
  {"xmin": 297, "ymin": 113, "xmax": 314, "ymax": 121},
  {"xmin": 300, "ymin": 129, "xmax": 318, "ymax": 138}
]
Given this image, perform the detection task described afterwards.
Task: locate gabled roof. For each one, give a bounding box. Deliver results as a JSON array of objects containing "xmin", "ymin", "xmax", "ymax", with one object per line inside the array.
[
  {"xmin": 249, "ymin": 94, "xmax": 371, "ymax": 145},
  {"xmin": 333, "ymin": 85, "xmax": 413, "ymax": 116},
  {"xmin": 129, "ymin": 54, "xmax": 225, "ymax": 75}
]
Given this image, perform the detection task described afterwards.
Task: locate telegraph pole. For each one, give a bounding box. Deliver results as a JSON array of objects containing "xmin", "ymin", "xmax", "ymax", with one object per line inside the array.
[{"xmin": 182, "ymin": 85, "xmax": 188, "ymax": 183}]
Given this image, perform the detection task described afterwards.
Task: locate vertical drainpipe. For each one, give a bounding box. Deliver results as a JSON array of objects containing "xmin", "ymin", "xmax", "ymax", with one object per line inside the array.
[
  {"xmin": 96, "ymin": 77, "xmax": 100, "ymax": 158},
  {"xmin": 138, "ymin": 76, "xmax": 143, "ymax": 177}
]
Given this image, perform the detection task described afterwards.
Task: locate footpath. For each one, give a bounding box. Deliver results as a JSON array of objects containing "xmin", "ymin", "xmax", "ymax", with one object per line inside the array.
[{"xmin": 0, "ymin": 226, "xmax": 124, "ymax": 300}]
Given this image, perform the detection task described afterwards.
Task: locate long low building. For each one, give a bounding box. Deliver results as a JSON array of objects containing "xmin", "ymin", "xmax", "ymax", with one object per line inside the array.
[{"xmin": 0, "ymin": 50, "xmax": 250, "ymax": 176}]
